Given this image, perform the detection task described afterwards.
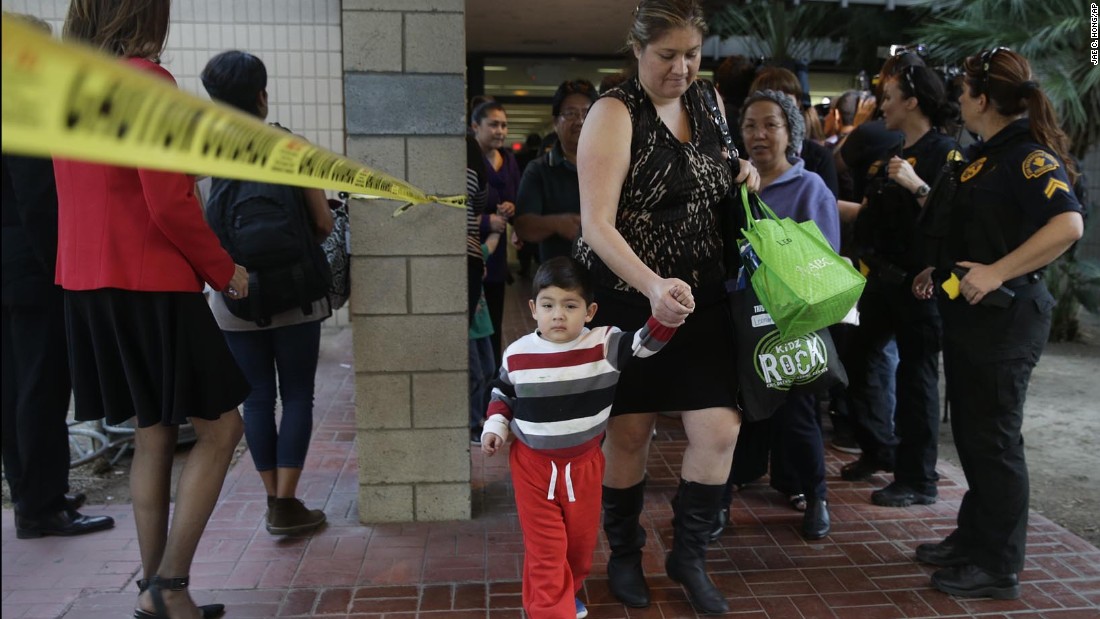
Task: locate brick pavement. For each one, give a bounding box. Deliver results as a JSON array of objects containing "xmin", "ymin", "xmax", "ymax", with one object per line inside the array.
[{"xmin": 3, "ymin": 285, "xmax": 1099, "ymax": 618}]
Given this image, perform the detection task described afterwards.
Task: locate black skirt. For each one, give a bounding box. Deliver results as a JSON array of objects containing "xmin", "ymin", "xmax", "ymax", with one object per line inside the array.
[
  {"xmin": 64, "ymin": 289, "xmax": 250, "ymax": 428},
  {"xmin": 590, "ymin": 285, "xmax": 738, "ymax": 414}
]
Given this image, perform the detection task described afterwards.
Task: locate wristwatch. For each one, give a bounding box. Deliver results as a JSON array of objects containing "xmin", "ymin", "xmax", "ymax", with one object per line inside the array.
[{"xmin": 913, "ymin": 183, "xmax": 931, "ymax": 198}]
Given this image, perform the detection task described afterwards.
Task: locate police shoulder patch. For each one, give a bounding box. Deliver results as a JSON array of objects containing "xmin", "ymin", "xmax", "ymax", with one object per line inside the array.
[
  {"xmin": 1022, "ymin": 150, "xmax": 1060, "ymax": 179},
  {"xmin": 961, "ymin": 157, "xmax": 986, "ymax": 183}
]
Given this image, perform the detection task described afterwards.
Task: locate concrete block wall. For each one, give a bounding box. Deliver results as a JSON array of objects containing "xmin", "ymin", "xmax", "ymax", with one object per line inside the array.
[{"xmin": 343, "ymin": 0, "xmax": 470, "ymax": 522}]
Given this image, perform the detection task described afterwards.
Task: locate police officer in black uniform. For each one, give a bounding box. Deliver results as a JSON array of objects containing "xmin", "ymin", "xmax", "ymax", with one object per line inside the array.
[
  {"xmin": 833, "ymin": 51, "xmax": 922, "ymax": 482},
  {"xmin": 842, "ymin": 65, "xmax": 962, "ymax": 509},
  {"xmin": 912, "ymin": 48, "xmax": 1084, "ymax": 600}
]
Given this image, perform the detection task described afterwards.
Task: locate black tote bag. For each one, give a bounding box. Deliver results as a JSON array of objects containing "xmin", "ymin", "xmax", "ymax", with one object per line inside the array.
[{"xmin": 730, "ymin": 283, "xmax": 848, "ymax": 422}]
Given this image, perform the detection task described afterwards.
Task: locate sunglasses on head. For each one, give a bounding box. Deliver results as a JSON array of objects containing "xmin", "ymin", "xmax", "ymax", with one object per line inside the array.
[
  {"xmin": 979, "ymin": 47, "xmax": 1011, "ymax": 90},
  {"xmin": 902, "ymin": 65, "xmax": 917, "ymax": 96},
  {"xmin": 890, "ymin": 44, "xmax": 927, "ymax": 58}
]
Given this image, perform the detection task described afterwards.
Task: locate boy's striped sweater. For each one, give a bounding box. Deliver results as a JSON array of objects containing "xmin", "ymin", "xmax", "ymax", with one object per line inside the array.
[{"xmin": 485, "ymin": 316, "xmax": 675, "ymax": 457}]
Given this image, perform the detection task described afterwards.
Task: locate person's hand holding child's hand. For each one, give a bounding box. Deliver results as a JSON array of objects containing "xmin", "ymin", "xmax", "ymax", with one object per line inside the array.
[
  {"xmin": 649, "ymin": 279, "xmax": 694, "ymax": 327},
  {"xmin": 482, "ymin": 432, "xmax": 504, "ymax": 456},
  {"xmin": 668, "ymin": 285, "xmax": 695, "ymax": 312}
]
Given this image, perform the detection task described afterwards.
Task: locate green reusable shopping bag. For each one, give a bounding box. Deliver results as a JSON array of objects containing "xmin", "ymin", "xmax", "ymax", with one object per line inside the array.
[{"xmin": 739, "ymin": 185, "xmax": 865, "ymax": 339}]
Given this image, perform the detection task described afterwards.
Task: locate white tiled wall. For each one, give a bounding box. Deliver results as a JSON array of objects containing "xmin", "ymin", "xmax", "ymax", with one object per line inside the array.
[
  {"xmin": 4, "ymin": 0, "xmax": 351, "ymax": 325},
  {"xmin": 2, "ymin": 0, "xmax": 345, "ymax": 154}
]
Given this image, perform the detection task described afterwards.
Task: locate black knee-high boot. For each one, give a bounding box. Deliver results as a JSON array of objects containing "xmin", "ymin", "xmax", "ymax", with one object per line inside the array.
[
  {"xmin": 602, "ymin": 480, "xmax": 650, "ymax": 607},
  {"xmin": 666, "ymin": 480, "xmax": 730, "ymax": 614}
]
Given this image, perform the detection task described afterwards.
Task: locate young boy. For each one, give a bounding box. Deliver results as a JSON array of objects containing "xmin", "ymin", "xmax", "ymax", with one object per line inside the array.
[{"xmin": 481, "ymin": 256, "xmax": 689, "ymax": 619}]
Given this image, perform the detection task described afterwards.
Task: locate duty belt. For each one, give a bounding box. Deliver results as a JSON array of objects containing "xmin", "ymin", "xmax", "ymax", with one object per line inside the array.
[
  {"xmin": 858, "ymin": 254, "xmax": 909, "ymax": 285},
  {"xmin": 1003, "ymin": 271, "xmax": 1043, "ymax": 288}
]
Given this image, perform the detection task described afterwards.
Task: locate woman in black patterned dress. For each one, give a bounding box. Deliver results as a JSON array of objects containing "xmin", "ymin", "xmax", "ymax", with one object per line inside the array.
[{"xmin": 574, "ymin": 0, "xmax": 758, "ymax": 613}]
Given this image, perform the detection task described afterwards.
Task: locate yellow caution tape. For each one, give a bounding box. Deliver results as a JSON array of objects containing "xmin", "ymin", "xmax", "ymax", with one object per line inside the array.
[
  {"xmin": 0, "ymin": 15, "xmax": 463, "ymax": 216},
  {"xmin": 941, "ymin": 272, "xmax": 961, "ymax": 300}
]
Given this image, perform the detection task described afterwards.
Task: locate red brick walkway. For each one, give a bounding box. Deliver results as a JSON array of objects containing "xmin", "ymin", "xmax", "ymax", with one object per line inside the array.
[{"xmin": 3, "ymin": 288, "xmax": 1099, "ymax": 618}]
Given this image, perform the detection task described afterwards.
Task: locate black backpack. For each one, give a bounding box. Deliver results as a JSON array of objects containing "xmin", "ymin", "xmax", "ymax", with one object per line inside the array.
[{"xmin": 205, "ymin": 179, "xmax": 331, "ymax": 327}]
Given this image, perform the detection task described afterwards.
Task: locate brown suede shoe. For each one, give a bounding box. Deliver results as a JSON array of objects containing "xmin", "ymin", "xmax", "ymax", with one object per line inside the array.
[{"xmin": 266, "ymin": 498, "xmax": 326, "ymax": 535}]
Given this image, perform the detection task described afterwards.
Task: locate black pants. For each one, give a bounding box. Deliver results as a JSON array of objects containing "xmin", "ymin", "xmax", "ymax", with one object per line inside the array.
[
  {"xmin": 825, "ymin": 323, "xmax": 856, "ymax": 418},
  {"xmin": 726, "ymin": 419, "xmax": 769, "ymax": 494},
  {"xmin": 483, "ymin": 281, "xmax": 505, "ymax": 363},
  {"xmin": 939, "ymin": 283, "xmax": 1052, "ymax": 575},
  {"xmin": 1, "ymin": 293, "xmax": 72, "ymax": 518},
  {"xmin": 774, "ymin": 393, "xmax": 827, "ymax": 499},
  {"xmin": 725, "ymin": 393, "xmax": 826, "ymax": 503},
  {"xmin": 848, "ymin": 278, "xmax": 942, "ymax": 493},
  {"xmin": 517, "ymin": 242, "xmax": 539, "ymax": 276},
  {"xmin": 944, "ymin": 352, "xmax": 1034, "ymax": 574}
]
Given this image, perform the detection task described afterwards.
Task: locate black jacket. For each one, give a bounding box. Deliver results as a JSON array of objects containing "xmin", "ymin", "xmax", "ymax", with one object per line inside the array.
[
  {"xmin": 2, "ymin": 155, "xmax": 60, "ymax": 306},
  {"xmin": 798, "ymin": 139, "xmax": 840, "ymax": 199}
]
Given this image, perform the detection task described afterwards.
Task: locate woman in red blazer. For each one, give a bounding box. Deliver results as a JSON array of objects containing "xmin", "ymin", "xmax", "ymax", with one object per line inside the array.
[{"xmin": 55, "ymin": 2, "xmax": 249, "ymax": 617}]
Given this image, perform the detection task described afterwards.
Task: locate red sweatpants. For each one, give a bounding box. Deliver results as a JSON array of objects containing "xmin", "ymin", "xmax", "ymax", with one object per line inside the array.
[{"xmin": 510, "ymin": 440, "xmax": 605, "ymax": 619}]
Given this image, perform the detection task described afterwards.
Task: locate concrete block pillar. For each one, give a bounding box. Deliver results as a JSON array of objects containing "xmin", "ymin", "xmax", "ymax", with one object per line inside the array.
[{"xmin": 342, "ymin": 0, "xmax": 469, "ymax": 522}]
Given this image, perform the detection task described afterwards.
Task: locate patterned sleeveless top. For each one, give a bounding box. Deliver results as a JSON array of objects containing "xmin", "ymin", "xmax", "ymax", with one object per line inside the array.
[{"xmin": 574, "ymin": 76, "xmax": 733, "ymax": 293}]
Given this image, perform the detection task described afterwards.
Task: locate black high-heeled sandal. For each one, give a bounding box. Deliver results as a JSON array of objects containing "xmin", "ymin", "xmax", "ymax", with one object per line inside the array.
[{"xmin": 134, "ymin": 576, "xmax": 225, "ymax": 619}]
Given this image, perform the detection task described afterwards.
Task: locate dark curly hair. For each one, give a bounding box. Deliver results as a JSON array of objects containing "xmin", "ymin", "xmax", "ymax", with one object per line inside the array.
[{"xmin": 551, "ymin": 80, "xmax": 597, "ymax": 117}]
